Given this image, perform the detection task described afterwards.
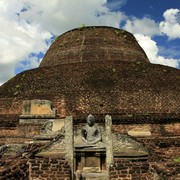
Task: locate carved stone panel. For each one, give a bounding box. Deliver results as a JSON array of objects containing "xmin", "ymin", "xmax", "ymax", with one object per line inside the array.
[{"xmin": 20, "ymin": 100, "xmax": 56, "ymax": 118}]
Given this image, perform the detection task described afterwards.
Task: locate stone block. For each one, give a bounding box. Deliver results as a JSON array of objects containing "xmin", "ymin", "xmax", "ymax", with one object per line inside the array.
[
  {"xmin": 52, "ymin": 119, "xmax": 64, "ymax": 132},
  {"xmin": 83, "ymin": 167, "xmax": 101, "ymax": 173},
  {"xmin": 128, "ymin": 128, "xmax": 151, "ymax": 137},
  {"xmin": 41, "ymin": 174, "xmax": 49, "ymax": 178},
  {"xmin": 31, "ymin": 166, "xmax": 39, "ymax": 170},
  {"xmin": 115, "ymin": 166, "xmax": 127, "ymax": 170},
  {"xmin": 51, "ymin": 168, "xmax": 58, "ymax": 171},
  {"xmin": 121, "ymin": 170, "xmax": 129, "ymax": 174},
  {"xmin": 118, "ymin": 174, "xmax": 129, "ymax": 178},
  {"xmin": 20, "ymin": 100, "xmax": 56, "ymax": 118},
  {"xmin": 35, "ymin": 170, "xmax": 43, "ymax": 174},
  {"xmin": 50, "ymin": 159, "xmax": 58, "ymax": 164}
]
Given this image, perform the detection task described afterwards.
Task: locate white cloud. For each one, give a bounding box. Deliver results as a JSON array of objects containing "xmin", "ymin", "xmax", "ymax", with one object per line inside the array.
[
  {"xmin": 0, "ymin": 63, "xmax": 16, "ymax": 86},
  {"xmin": 19, "ymin": 0, "xmax": 126, "ymax": 34},
  {"xmin": 123, "ymin": 17, "xmax": 160, "ymax": 37},
  {"xmin": 105, "ymin": 0, "xmax": 127, "ymax": 11},
  {"xmin": 122, "ymin": 10, "xmax": 180, "ymax": 68},
  {"xmin": 0, "ymin": 0, "xmax": 126, "ymax": 85},
  {"xmin": 160, "ymin": 9, "xmax": 180, "ymax": 39},
  {"xmin": 135, "ymin": 34, "xmax": 180, "ymax": 68}
]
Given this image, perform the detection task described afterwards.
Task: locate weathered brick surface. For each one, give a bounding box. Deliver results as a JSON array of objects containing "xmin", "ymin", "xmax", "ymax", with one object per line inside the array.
[
  {"xmin": 29, "ymin": 157, "xmax": 71, "ymax": 180},
  {"xmin": 0, "ymin": 159, "xmax": 29, "ymax": 180},
  {"xmin": 0, "ymin": 114, "xmax": 19, "ymax": 127},
  {"xmin": 112, "ymin": 123, "xmax": 180, "ymax": 136},
  {"xmin": 0, "ymin": 137, "xmax": 33, "ymax": 145},
  {"xmin": 0, "ymin": 98, "xmax": 22, "ymax": 114},
  {"xmin": 1, "ymin": 59, "xmax": 180, "ymax": 119},
  {"xmin": 0, "ymin": 124, "xmax": 39, "ymax": 144},
  {"xmin": 109, "ymin": 159, "xmax": 151, "ymax": 180},
  {"xmin": 40, "ymin": 26, "xmax": 149, "ymax": 67},
  {"xmin": 109, "ymin": 133, "xmax": 180, "ymax": 180},
  {"xmin": 149, "ymin": 162, "xmax": 180, "ymax": 180}
]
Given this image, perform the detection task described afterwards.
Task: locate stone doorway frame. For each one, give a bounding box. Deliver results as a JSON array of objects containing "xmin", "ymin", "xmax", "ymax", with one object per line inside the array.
[{"xmin": 65, "ymin": 115, "xmax": 113, "ymax": 179}]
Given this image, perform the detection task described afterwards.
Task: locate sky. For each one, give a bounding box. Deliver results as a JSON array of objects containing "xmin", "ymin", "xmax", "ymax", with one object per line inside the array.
[{"xmin": 0, "ymin": 0, "xmax": 180, "ymax": 85}]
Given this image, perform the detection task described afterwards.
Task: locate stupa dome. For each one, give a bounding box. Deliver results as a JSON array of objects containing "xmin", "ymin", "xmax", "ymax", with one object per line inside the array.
[
  {"xmin": 0, "ymin": 26, "xmax": 180, "ymax": 119},
  {"xmin": 0, "ymin": 27, "xmax": 180, "ymax": 180},
  {"xmin": 40, "ymin": 26, "xmax": 149, "ymax": 67}
]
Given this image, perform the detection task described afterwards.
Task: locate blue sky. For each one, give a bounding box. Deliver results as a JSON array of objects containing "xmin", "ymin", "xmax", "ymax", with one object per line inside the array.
[
  {"xmin": 0, "ymin": 0, "xmax": 179, "ymax": 85},
  {"xmin": 120, "ymin": 0, "xmax": 180, "ymax": 19}
]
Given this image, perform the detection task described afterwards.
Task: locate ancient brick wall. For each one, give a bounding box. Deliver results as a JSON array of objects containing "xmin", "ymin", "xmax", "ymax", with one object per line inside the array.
[
  {"xmin": 109, "ymin": 159, "xmax": 180, "ymax": 180},
  {"xmin": 0, "ymin": 98, "xmax": 22, "ymax": 114},
  {"xmin": 0, "ymin": 159, "xmax": 29, "ymax": 180},
  {"xmin": 51, "ymin": 90, "xmax": 180, "ymax": 118},
  {"xmin": 1, "ymin": 61, "xmax": 180, "ymax": 118},
  {"xmin": 0, "ymin": 114, "xmax": 19, "ymax": 127},
  {"xmin": 18, "ymin": 124, "xmax": 41, "ymax": 137},
  {"xmin": 0, "ymin": 137, "xmax": 33, "ymax": 145},
  {"xmin": 0, "ymin": 126, "xmax": 23, "ymax": 145},
  {"xmin": 112, "ymin": 123, "xmax": 180, "ymax": 137},
  {"xmin": 0, "ymin": 127, "xmax": 18, "ymax": 136},
  {"xmin": 0, "ymin": 124, "xmax": 39, "ymax": 144},
  {"xmin": 29, "ymin": 157, "xmax": 71, "ymax": 180},
  {"xmin": 109, "ymin": 159, "xmax": 151, "ymax": 180},
  {"xmin": 149, "ymin": 162, "xmax": 180, "ymax": 180},
  {"xmin": 3, "ymin": 87, "xmax": 180, "ymax": 119}
]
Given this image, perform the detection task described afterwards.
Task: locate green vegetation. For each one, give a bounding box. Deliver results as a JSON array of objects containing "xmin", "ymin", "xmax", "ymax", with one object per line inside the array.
[
  {"xmin": 173, "ymin": 157, "xmax": 180, "ymax": 162},
  {"xmin": 115, "ymin": 29, "xmax": 125, "ymax": 36},
  {"xmin": 54, "ymin": 36, "xmax": 59, "ymax": 41},
  {"xmin": 103, "ymin": 38, "xmax": 107, "ymax": 42},
  {"xmin": 13, "ymin": 91, "xmax": 18, "ymax": 96},
  {"xmin": 115, "ymin": 29, "xmax": 120, "ymax": 35},
  {"xmin": 112, "ymin": 68, "xmax": 116, "ymax": 72},
  {"xmin": 127, "ymin": 114, "xmax": 133, "ymax": 118},
  {"xmin": 16, "ymin": 85, "xmax": 20, "ymax": 88},
  {"xmin": 78, "ymin": 24, "xmax": 86, "ymax": 30}
]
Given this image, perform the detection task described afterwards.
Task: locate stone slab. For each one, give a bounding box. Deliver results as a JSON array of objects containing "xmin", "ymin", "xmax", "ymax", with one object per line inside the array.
[
  {"xmin": 128, "ymin": 130, "xmax": 151, "ymax": 137},
  {"xmin": 21, "ymin": 100, "xmax": 56, "ymax": 117},
  {"xmin": 83, "ymin": 167, "xmax": 100, "ymax": 172}
]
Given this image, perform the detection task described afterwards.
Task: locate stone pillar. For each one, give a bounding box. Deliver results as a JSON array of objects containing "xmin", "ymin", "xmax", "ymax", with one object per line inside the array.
[
  {"xmin": 65, "ymin": 115, "xmax": 74, "ymax": 179},
  {"xmin": 105, "ymin": 115, "xmax": 113, "ymax": 175}
]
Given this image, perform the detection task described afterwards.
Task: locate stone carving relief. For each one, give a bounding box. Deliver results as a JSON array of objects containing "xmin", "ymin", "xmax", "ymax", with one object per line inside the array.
[
  {"xmin": 113, "ymin": 134, "xmax": 148, "ymax": 154},
  {"xmin": 20, "ymin": 100, "xmax": 56, "ymax": 118},
  {"xmin": 37, "ymin": 119, "xmax": 65, "ymax": 137},
  {"xmin": 34, "ymin": 119, "xmax": 66, "ymax": 154},
  {"xmin": 40, "ymin": 120, "xmax": 54, "ymax": 134}
]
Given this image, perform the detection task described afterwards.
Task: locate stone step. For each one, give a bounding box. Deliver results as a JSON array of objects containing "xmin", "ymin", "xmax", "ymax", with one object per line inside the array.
[
  {"xmin": 81, "ymin": 172, "xmax": 108, "ymax": 180},
  {"xmin": 76, "ymin": 168, "xmax": 108, "ymax": 180}
]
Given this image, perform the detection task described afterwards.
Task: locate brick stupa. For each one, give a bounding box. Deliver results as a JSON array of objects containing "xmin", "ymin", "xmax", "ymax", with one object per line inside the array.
[
  {"xmin": 0, "ymin": 26, "xmax": 179, "ymax": 179},
  {"xmin": 1, "ymin": 27, "xmax": 180, "ymax": 119}
]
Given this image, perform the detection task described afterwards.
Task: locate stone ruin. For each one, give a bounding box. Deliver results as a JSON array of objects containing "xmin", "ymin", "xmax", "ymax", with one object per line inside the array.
[{"xmin": 0, "ymin": 26, "xmax": 180, "ymax": 179}]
